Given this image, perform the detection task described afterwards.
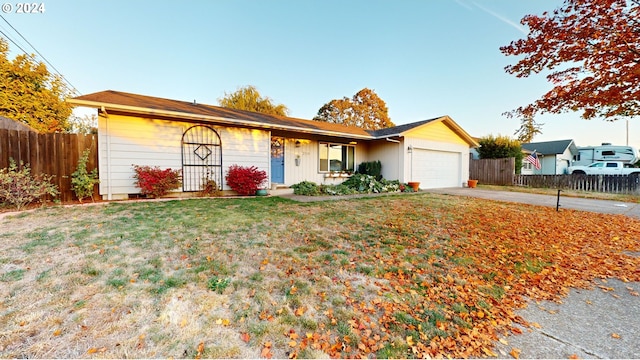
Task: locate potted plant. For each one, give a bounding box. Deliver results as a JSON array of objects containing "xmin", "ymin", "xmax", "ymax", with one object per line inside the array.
[
  {"xmin": 255, "ymin": 188, "xmax": 268, "ymax": 196},
  {"xmin": 407, "ymin": 181, "xmax": 420, "ymax": 191}
]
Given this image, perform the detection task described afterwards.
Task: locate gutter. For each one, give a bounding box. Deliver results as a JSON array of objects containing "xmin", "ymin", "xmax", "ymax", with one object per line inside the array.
[{"xmin": 68, "ymin": 99, "xmax": 375, "ymax": 141}]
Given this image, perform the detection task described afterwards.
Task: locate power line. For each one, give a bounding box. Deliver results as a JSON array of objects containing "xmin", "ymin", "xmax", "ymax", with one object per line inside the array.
[{"xmin": 0, "ymin": 14, "xmax": 81, "ymax": 95}]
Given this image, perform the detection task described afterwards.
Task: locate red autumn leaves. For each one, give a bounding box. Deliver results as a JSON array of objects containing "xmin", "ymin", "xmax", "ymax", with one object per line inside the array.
[{"xmin": 248, "ymin": 198, "xmax": 639, "ymax": 358}]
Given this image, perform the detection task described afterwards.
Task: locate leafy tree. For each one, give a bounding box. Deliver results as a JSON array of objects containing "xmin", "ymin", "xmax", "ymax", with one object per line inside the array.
[
  {"xmin": 477, "ymin": 135, "xmax": 524, "ymax": 174},
  {"xmin": 218, "ymin": 85, "xmax": 289, "ymax": 116},
  {"xmin": 0, "ymin": 38, "xmax": 73, "ymax": 132},
  {"xmin": 514, "ymin": 116, "xmax": 544, "ymax": 143},
  {"xmin": 314, "ymin": 88, "xmax": 394, "ymax": 130},
  {"xmin": 501, "ymin": 0, "xmax": 640, "ymax": 123},
  {"xmin": 68, "ymin": 114, "xmax": 98, "ymax": 134}
]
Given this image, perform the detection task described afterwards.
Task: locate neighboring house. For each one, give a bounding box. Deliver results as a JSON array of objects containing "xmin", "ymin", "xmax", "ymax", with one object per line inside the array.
[
  {"xmin": 468, "ymin": 137, "xmax": 482, "ymax": 160},
  {"xmin": 68, "ymin": 90, "xmax": 478, "ymax": 200},
  {"xmin": 521, "ymin": 139, "xmax": 578, "ymax": 175},
  {"xmin": 0, "ymin": 116, "xmax": 38, "ymax": 132}
]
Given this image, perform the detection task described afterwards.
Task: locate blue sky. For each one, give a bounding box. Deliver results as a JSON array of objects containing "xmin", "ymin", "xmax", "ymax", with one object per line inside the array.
[{"xmin": 1, "ymin": 0, "xmax": 635, "ymax": 148}]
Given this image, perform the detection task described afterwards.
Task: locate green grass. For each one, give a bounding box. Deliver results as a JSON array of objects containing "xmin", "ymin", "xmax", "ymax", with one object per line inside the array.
[
  {"xmin": 0, "ymin": 269, "xmax": 25, "ymax": 282},
  {"xmin": 1, "ymin": 194, "xmax": 638, "ymax": 359}
]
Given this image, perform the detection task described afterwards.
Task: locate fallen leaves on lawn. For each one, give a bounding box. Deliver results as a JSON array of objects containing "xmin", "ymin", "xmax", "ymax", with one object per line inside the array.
[
  {"xmin": 240, "ymin": 332, "xmax": 251, "ymax": 343},
  {"xmin": 4, "ymin": 195, "xmax": 638, "ymax": 359},
  {"xmin": 243, "ymin": 197, "xmax": 640, "ymax": 359}
]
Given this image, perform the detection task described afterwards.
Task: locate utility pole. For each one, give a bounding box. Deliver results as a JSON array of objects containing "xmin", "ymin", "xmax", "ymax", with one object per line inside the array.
[{"xmin": 626, "ymin": 119, "xmax": 629, "ymax": 146}]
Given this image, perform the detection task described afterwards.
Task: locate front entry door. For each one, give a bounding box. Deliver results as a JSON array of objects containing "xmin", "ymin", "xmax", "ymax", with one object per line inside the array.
[{"xmin": 271, "ymin": 137, "xmax": 284, "ymax": 184}]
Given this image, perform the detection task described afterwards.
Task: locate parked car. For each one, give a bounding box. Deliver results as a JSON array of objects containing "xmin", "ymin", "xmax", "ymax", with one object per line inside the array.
[{"xmin": 568, "ymin": 161, "xmax": 640, "ymax": 176}]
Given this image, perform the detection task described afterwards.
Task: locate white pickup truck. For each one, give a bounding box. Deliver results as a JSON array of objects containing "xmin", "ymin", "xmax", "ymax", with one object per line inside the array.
[{"xmin": 568, "ymin": 161, "xmax": 640, "ymax": 176}]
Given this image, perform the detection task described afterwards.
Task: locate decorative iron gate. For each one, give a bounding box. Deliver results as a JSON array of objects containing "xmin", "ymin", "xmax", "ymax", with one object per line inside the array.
[{"xmin": 181, "ymin": 125, "xmax": 222, "ymax": 192}]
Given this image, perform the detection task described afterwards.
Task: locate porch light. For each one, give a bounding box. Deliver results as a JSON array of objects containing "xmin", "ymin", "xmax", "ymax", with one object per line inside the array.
[{"xmin": 295, "ymin": 140, "xmax": 301, "ymax": 148}]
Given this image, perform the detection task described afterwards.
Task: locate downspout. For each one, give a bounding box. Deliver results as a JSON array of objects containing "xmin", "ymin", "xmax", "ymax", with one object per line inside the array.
[{"xmin": 99, "ymin": 107, "xmax": 112, "ymax": 200}]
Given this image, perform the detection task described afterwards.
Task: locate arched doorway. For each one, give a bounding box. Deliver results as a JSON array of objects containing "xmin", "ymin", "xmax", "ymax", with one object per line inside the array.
[{"xmin": 181, "ymin": 125, "xmax": 222, "ymax": 192}]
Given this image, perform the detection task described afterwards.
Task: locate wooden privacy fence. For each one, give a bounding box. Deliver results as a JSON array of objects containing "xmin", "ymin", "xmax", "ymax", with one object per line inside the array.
[
  {"xmin": 469, "ymin": 157, "xmax": 515, "ymax": 185},
  {"xmin": 0, "ymin": 129, "xmax": 99, "ymax": 202},
  {"xmin": 514, "ymin": 174, "xmax": 640, "ymax": 194}
]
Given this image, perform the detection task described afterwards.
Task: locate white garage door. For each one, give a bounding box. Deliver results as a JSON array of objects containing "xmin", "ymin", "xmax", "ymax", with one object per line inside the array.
[{"xmin": 412, "ymin": 149, "xmax": 461, "ymax": 189}]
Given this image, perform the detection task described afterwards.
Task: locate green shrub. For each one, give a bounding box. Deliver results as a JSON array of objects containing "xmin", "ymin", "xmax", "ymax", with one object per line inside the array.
[
  {"xmin": 342, "ymin": 174, "xmax": 401, "ymax": 193},
  {"xmin": 291, "ymin": 181, "xmax": 320, "ymax": 195},
  {"xmin": 0, "ymin": 158, "xmax": 59, "ymax": 210},
  {"xmin": 320, "ymin": 184, "xmax": 358, "ymax": 196},
  {"xmin": 357, "ymin": 160, "xmax": 382, "ymax": 180},
  {"xmin": 71, "ymin": 149, "xmax": 99, "ymax": 203},
  {"xmin": 292, "ymin": 176, "xmax": 402, "ymax": 196},
  {"xmin": 342, "ymin": 174, "xmax": 378, "ymax": 192}
]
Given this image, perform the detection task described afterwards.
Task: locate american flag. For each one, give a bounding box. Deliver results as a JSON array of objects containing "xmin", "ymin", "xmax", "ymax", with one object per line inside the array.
[{"xmin": 525, "ymin": 151, "xmax": 541, "ymax": 170}]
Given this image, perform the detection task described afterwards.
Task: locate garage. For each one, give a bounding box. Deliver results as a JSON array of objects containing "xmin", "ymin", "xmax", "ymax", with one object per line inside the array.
[{"xmin": 410, "ymin": 148, "xmax": 462, "ymax": 189}]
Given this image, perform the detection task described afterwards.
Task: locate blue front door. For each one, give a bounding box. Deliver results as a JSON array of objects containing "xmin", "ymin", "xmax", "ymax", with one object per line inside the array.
[{"xmin": 271, "ymin": 137, "xmax": 284, "ymax": 183}]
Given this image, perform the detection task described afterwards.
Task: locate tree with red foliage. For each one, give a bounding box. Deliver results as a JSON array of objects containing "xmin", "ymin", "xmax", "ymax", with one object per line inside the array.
[{"xmin": 501, "ymin": 0, "xmax": 640, "ymax": 126}]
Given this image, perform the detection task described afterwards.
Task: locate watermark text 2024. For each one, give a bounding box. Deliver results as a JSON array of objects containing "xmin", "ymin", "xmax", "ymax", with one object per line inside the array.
[{"xmin": 1, "ymin": 3, "xmax": 45, "ymax": 14}]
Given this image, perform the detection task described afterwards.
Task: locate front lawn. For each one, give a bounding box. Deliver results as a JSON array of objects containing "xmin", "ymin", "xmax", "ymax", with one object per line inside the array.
[{"xmin": 1, "ymin": 194, "xmax": 638, "ymax": 358}]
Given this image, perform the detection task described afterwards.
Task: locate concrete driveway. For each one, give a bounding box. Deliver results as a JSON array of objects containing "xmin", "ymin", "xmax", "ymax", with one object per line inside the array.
[
  {"xmin": 425, "ymin": 187, "xmax": 640, "ymax": 219},
  {"xmin": 425, "ymin": 188, "xmax": 640, "ymax": 358}
]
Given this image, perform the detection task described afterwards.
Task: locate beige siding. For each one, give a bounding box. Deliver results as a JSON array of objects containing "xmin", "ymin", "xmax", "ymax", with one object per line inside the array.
[
  {"xmin": 281, "ymin": 138, "xmax": 369, "ymax": 186},
  {"xmin": 98, "ymin": 114, "xmax": 269, "ymax": 199},
  {"xmin": 283, "ymin": 138, "xmax": 320, "ymax": 185},
  {"xmin": 368, "ymin": 139, "xmax": 404, "ymax": 181}
]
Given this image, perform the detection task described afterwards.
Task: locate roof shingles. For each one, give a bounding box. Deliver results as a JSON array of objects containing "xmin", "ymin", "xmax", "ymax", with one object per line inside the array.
[{"xmin": 70, "ymin": 90, "xmax": 475, "ymax": 146}]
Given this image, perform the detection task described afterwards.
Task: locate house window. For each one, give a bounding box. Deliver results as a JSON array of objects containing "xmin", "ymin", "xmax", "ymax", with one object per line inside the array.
[
  {"xmin": 319, "ymin": 143, "xmax": 355, "ymax": 172},
  {"xmin": 522, "ymin": 162, "xmax": 532, "ymax": 170}
]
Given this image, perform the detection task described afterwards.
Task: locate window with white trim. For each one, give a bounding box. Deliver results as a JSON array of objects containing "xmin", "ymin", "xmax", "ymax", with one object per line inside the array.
[{"xmin": 319, "ymin": 143, "xmax": 355, "ymax": 172}]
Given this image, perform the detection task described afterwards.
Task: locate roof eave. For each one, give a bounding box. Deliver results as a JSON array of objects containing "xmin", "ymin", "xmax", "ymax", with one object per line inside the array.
[{"xmin": 68, "ymin": 98, "xmax": 374, "ymax": 140}]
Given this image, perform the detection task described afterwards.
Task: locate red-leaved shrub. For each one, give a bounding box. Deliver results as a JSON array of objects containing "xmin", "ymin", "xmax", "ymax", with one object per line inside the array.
[
  {"xmin": 132, "ymin": 165, "xmax": 182, "ymax": 198},
  {"xmin": 225, "ymin": 165, "xmax": 267, "ymax": 196}
]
